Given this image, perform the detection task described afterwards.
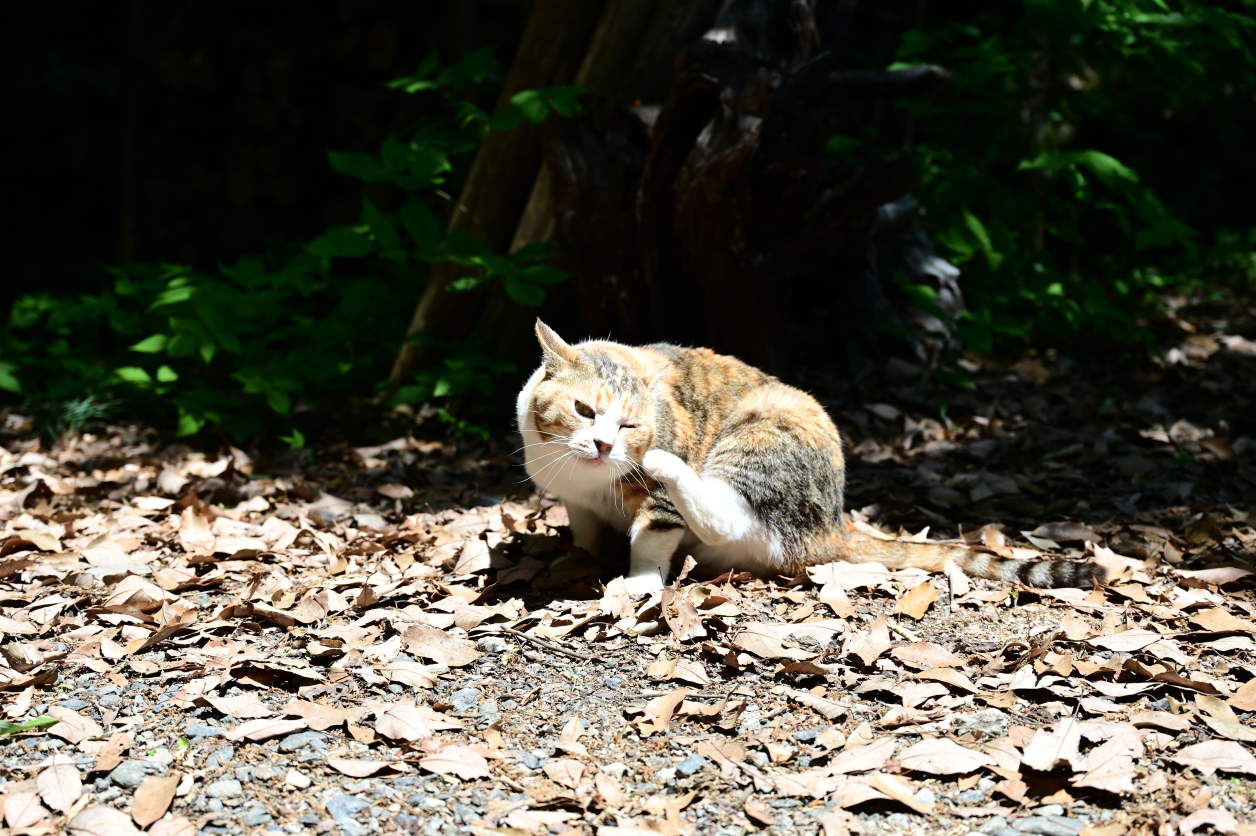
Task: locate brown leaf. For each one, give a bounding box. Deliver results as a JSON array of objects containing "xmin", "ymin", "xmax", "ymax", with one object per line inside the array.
[
  {"xmin": 1190, "ymin": 608, "xmax": 1256, "ymax": 633},
  {"xmin": 808, "ymin": 561, "xmax": 893, "ymax": 591},
  {"xmin": 146, "ymin": 816, "xmax": 197, "ymax": 836},
  {"xmin": 46, "ymin": 706, "xmax": 103, "ymax": 744},
  {"xmin": 829, "ymin": 738, "xmax": 896, "ymax": 775},
  {"xmin": 418, "ymin": 745, "xmax": 490, "ymax": 780},
  {"xmin": 890, "ymin": 642, "xmax": 964, "ymax": 669},
  {"xmin": 1172, "ymin": 740, "xmax": 1256, "ymax": 776},
  {"xmin": 402, "ymin": 625, "xmax": 480, "ymax": 667},
  {"xmin": 914, "ymin": 668, "xmax": 979, "ymax": 694},
  {"xmin": 555, "ymin": 715, "xmax": 587, "ymax": 757},
  {"xmin": 1178, "ymin": 808, "xmax": 1239, "ymax": 836},
  {"xmin": 1128, "ymin": 711, "xmax": 1191, "ymax": 732},
  {"xmin": 204, "ymin": 694, "xmax": 274, "ymax": 719},
  {"xmin": 1020, "ymin": 718, "xmax": 1084, "ymax": 772},
  {"xmin": 177, "ymin": 507, "xmax": 215, "ymax": 555},
  {"xmin": 222, "ymin": 717, "xmax": 307, "ymax": 742},
  {"xmin": 1229, "ymin": 679, "xmax": 1256, "ymax": 713},
  {"xmin": 732, "ymin": 623, "xmax": 818, "ymax": 660},
  {"xmin": 503, "ymin": 810, "xmax": 580, "ymax": 835},
  {"xmin": 863, "ymin": 773, "xmax": 936, "ymax": 814},
  {"xmin": 790, "ymin": 690, "xmax": 847, "ymax": 720},
  {"xmin": 893, "ymin": 580, "xmax": 937, "ymax": 620},
  {"xmin": 848, "ymin": 614, "xmax": 891, "ymax": 666},
  {"xmin": 595, "ymin": 771, "xmax": 627, "ymax": 809},
  {"xmin": 633, "ymin": 688, "xmax": 691, "ymax": 737},
  {"xmin": 131, "ymin": 774, "xmax": 179, "ymax": 827},
  {"xmin": 744, "ymin": 800, "xmax": 774, "ymax": 827},
  {"xmin": 897, "ymin": 738, "xmax": 995, "ymax": 775},
  {"xmin": 36, "ymin": 762, "xmax": 82, "ymax": 813},
  {"xmin": 376, "ymin": 701, "xmax": 462, "ymax": 743},
  {"xmin": 5, "ymin": 790, "xmax": 48, "ymax": 828},
  {"xmin": 281, "ymin": 700, "xmax": 367, "ymax": 731},
  {"xmin": 1071, "ymin": 728, "xmax": 1144, "ymax": 794},
  {"xmin": 1195, "ymin": 695, "xmax": 1256, "ymax": 742},
  {"xmin": 68, "ymin": 806, "xmax": 141, "ymax": 836},
  {"xmin": 542, "ymin": 758, "xmax": 585, "ymax": 790}
]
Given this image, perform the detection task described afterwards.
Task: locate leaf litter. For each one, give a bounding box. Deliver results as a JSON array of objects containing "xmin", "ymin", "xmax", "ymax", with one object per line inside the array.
[{"xmin": 0, "ymin": 298, "xmax": 1254, "ymax": 834}]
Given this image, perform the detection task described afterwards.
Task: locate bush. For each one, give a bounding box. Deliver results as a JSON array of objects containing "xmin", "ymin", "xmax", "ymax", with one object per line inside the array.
[{"xmin": 0, "ymin": 50, "xmax": 574, "ymax": 442}]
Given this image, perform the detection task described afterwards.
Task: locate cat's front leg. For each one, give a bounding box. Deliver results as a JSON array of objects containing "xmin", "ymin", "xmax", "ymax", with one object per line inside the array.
[
  {"xmin": 642, "ymin": 449, "xmax": 756, "ymax": 546},
  {"xmin": 564, "ymin": 503, "xmax": 606, "ymax": 555},
  {"xmin": 625, "ymin": 520, "xmax": 685, "ymax": 595}
]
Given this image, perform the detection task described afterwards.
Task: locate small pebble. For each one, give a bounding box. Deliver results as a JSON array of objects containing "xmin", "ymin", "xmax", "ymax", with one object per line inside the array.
[
  {"xmin": 242, "ymin": 811, "xmax": 273, "ymax": 827},
  {"xmin": 325, "ymin": 793, "xmax": 371, "ymax": 822},
  {"xmin": 793, "ymin": 728, "xmax": 818, "ymax": 742},
  {"xmin": 285, "ymin": 770, "xmax": 311, "ymax": 790},
  {"xmin": 279, "ymin": 732, "xmax": 326, "ymax": 754},
  {"xmin": 475, "ymin": 637, "xmax": 509, "ymax": 654},
  {"xmin": 676, "ymin": 754, "xmax": 707, "ymax": 776},
  {"xmin": 206, "ymin": 779, "xmax": 243, "ymax": 800},
  {"xmin": 109, "ymin": 760, "xmax": 156, "ymax": 788},
  {"xmin": 449, "ymin": 688, "xmax": 482, "ymax": 713},
  {"xmin": 1013, "ymin": 817, "xmax": 1085, "ymax": 836}
]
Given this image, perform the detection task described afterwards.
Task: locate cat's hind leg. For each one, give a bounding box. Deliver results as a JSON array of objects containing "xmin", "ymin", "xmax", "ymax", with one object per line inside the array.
[{"xmin": 641, "ymin": 449, "xmax": 759, "ymax": 547}]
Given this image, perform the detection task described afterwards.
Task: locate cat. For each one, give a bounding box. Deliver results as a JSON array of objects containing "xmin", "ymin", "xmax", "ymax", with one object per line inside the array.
[{"xmin": 517, "ymin": 319, "xmax": 1103, "ymax": 595}]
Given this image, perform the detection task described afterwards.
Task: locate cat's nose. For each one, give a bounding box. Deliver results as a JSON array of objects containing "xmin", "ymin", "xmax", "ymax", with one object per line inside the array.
[{"xmin": 594, "ymin": 440, "xmax": 612, "ymax": 455}]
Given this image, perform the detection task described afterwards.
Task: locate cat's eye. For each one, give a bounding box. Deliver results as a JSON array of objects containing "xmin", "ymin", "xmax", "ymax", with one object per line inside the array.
[
  {"xmin": 574, "ymin": 401, "xmax": 595, "ymax": 419},
  {"xmin": 620, "ymin": 423, "xmax": 638, "ymax": 430}
]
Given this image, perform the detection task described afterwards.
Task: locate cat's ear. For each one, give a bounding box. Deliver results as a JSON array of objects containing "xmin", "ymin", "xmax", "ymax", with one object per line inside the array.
[{"xmin": 535, "ymin": 319, "xmax": 577, "ymax": 371}]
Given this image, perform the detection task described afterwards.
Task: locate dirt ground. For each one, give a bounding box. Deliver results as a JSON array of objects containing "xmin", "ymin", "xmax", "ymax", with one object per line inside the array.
[{"xmin": 1, "ymin": 292, "xmax": 1255, "ymax": 836}]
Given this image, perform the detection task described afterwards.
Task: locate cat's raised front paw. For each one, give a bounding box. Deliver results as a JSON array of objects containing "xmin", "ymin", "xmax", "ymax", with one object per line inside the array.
[
  {"xmin": 641, "ymin": 449, "xmax": 688, "ymax": 484},
  {"xmin": 623, "ymin": 572, "xmax": 665, "ymax": 597}
]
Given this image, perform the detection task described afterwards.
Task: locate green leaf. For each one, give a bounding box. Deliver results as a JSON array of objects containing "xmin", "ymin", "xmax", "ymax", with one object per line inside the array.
[
  {"xmin": 961, "ymin": 210, "xmax": 1005, "ymax": 271},
  {"xmin": 0, "ymin": 716, "xmax": 59, "ymax": 736},
  {"xmin": 361, "ymin": 200, "xmax": 401, "ymax": 253},
  {"xmin": 115, "ymin": 366, "xmax": 153, "ymax": 385},
  {"xmin": 380, "ymin": 136, "xmax": 409, "ymax": 175},
  {"xmin": 156, "ymin": 365, "xmax": 179, "ymax": 383},
  {"xmin": 279, "ymin": 428, "xmax": 305, "ymax": 450},
  {"xmin": 520, "ymin": 264, "xmax": 570, "ymax": 285},
  {"xmin": 176, "ymin": 407, "xmax": 205, "ymax": 437},
  {"xmin": 504, "ymin": 275, "xmax": 545, "ymax": 306},
  {"xmin": 328, "ymin": 151, "xmax": 389, "ymax": 182},
  {"xmin": 266, "ymin": 389, "xmax": 291, "ymax": 415},
  {"xmin": 147, "ymin": 286, "xmax": 196, "ymax": 311},
  {"xmin": 130, "ymin": 334, "xmax": 169, "ymax": 353},
  {"xmin": 307, "ymin": 228, "xmax": 376, "ymax": 259},
  {"xmin": 0, "ymin": 362, "xmax": 21, "ymax": 394},
  {"xmin": 400, "ymin": 199, "xmax": 443, "ymax": 259}
]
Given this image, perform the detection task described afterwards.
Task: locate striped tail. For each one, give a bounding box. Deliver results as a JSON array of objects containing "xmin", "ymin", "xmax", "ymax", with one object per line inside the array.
[{"xmin": 841, "ymin": 535, "xmax": 1104, "ymax": 589}]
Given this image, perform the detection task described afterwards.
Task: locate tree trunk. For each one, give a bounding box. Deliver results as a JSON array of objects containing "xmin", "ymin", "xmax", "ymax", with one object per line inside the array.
[
  {"xmin": 387, "ymin": 0, "xmax": 606, "ymax": 386},
  {"xmin": 538, "ymin": 0, "xmax": 963, "ymax": 375}
]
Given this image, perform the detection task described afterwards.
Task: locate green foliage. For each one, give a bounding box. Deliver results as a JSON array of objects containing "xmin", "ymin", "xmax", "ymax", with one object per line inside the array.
[
  {"xmin": 0, "ymin": 716, "xmax": 58, "ymax": 737},
  {"xmin": 883, "ymin": 0, "xmax": 1256, "ymax": 352},
  {"xmin": 0, "ymin": 49, "xmax": 574, "ymax": 441}
]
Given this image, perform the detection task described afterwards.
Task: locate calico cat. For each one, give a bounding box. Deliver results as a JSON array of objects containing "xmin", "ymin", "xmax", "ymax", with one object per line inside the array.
[{"xmin": 517, "ymin": 319, "xmax": 1103, "ymax": 595}]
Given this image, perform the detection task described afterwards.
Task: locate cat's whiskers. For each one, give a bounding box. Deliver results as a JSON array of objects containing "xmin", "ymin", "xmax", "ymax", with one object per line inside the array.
[
  {"xmin": 515, "ymin": 445, "xmax": 571, "ymax": 486},
  {"xmin": 541, "ymin": 449, "xmax": 581, "ymax": 496}
]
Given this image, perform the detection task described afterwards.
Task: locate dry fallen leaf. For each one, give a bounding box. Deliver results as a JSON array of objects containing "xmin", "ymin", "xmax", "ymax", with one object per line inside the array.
[
  {"xmin": 131, "ymin": 774, "xmax": 179, "ymax": 827},
  {"xmin": 222, "ymin": 717, "xmax": 307, "ymax": 742},
  {"xmin": 328, "ymin": 759, "xmax": 409, "ymax": 778},
  {"xmin": 68, "ymin": 805, "xmax": 141, "ymax": 836},
  {"xmin": 848, "ymin": 614, "xmax": 891, "ymax": 666},
  {"xmin": 896, "ymin": 737, "xmax": 995, "ymax": 775},
  {"xmin": 633, "ymin": 688, "xmax": 691, "ymax": 737},
  {"xmin": 1195, "ymin": 694, "xmax": 1256, "ymax": 742},
  {"xmin": 1172, "ymin": 740, "xmax": 1256, "ymax": 776},
  {"xmin": 418, "ymin": 745, "xmax": 490, "ymax": 780},
  {"xmin": 146, "ymin": 816, "xmax": 197, "ymax": 836},
  {"xmin": 36, "ymin": 762, "xmax": 82, "ymax": 813},
  {"xmin": 1021, "ymin": 718, "xmax": 1084, "ymax": 772},
  {"xmin": 892, "ymin": 580, "xmax": 937, "ymax": 620},
  {"xmin": 204, "ymin": 694, "xmax": 274, "ymax": 719},
  {"xmin": 5, "ymin": 790, "xmax": 48, "ymax": 828},
  {"xmin": 46, "ymin": 706, "xmax": 103, "ymax": 744},
  {"xmin": 403, "ymin": 625, "xmax": 481, "ymax": 667}
]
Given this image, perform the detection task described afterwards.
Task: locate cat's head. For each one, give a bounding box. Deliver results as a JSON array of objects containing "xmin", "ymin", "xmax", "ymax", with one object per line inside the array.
[{"xmin": 521, "ymin": 319, "xmax": 657, "ymax": 471}]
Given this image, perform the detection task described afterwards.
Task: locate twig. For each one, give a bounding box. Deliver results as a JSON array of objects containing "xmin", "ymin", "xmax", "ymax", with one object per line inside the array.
[
  {"xmin": 887, "ymin": 619, "xmax": 919, "ymax": 642},
  {"xmin": 497, "ymin": 627, "xmax": 591, "ymax": 662}
]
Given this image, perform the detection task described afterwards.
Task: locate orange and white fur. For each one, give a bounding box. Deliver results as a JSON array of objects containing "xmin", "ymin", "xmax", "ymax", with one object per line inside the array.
[{"xmin": 518, "ymin": 320, "xmax": 1101, "ymax": 595}]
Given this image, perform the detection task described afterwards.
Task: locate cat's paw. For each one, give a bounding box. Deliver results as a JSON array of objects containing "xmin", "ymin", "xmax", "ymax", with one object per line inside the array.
[
  {"xmin": 623, "ymin": 571, "xmax": 665, "ymax": 597},
  {"xmin": 641, "ymin": 449, "xmax": 688, "ymax": 484}
]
